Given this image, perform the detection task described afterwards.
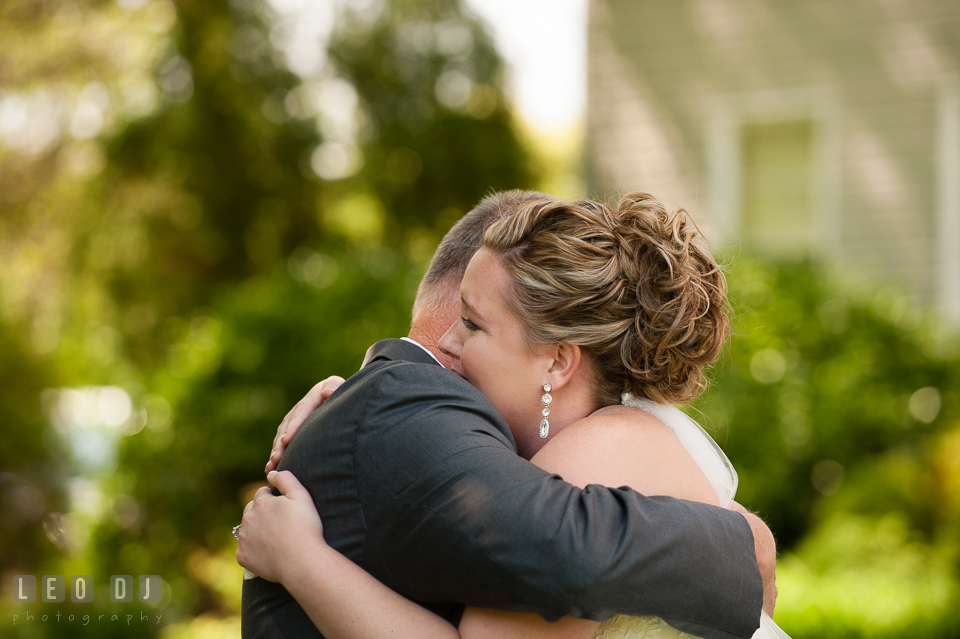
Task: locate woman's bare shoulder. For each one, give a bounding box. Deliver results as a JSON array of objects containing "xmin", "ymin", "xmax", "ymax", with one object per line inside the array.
[{"xmin": 531, "ymin": 405, "xmax": 719, "ymax": 505}]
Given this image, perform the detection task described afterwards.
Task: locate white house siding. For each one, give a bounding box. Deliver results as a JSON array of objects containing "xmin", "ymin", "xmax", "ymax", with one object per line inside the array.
[{"xmin": 587, "ymin": 0, "xmax": 960, "ymax": 306}]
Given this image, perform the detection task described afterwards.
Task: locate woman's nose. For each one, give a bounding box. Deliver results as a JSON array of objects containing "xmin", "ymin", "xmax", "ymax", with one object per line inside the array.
[{"xmin": 438, "ymin": 321, "xmax": 462, "ymax": 360}]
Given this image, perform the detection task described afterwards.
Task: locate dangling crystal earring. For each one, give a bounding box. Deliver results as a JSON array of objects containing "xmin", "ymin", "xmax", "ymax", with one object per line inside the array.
[{"xmin": 539, "ymin": 383, "xmax": 552, "ymax": 438}]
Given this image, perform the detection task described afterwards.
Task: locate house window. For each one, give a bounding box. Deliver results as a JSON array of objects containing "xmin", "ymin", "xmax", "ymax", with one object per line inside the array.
[{"xmin": 739, "ymin": 120, "xmax": 815, "ymax": 257}]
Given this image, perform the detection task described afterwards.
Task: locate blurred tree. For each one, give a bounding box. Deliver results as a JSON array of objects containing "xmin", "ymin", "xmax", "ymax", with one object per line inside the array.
[
  {"xmin": 322, "ymin": 0, "xmax": 535, "ymax": 236},
  {"xmin": 0, "ymin": 0, "xmax": 173, "ymax": 585},
  {"xmin": 82, "ymin": 0, "xmax": 323, "ymax": 369},
  {"xmin": 99, "ymin": 0, "xmax": 530, "ymax": 634},
  {"xmin": 0, "ymin": 319, "xmax": 69, "ymax": 579},
  {"xmin": 689, "ymin": 259, "xmax": 960, "ymax": 637},
  {"xmin": 1, "ymin": 0, "xmax": 533, "ymax": 635},
  {"xmin": 694, "ymin": 260, "xmax": 960, "ymax": 549}
]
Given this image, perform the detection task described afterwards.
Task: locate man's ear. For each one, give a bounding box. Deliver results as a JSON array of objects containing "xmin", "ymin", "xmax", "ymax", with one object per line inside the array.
[{"xmin": 546, "ymin": 343, "xmax": 581, "ymax": 391}]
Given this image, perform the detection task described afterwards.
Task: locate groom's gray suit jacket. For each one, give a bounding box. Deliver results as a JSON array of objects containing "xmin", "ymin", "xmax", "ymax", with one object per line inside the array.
[{"xmin": 241, "ymin": 339, "xmax": 762, "ymax": 639}]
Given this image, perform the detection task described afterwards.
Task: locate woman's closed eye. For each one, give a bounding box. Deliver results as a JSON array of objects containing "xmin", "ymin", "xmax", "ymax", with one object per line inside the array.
[{"xmin": 461, "ymin": 316, "xmax": 479, "ymax": 331}]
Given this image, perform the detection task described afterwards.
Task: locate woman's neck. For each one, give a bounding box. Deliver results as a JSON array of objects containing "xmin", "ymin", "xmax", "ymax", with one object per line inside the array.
[{"xmin": 515, "ymin": 370, "xmax": 601, "ymax": 460}]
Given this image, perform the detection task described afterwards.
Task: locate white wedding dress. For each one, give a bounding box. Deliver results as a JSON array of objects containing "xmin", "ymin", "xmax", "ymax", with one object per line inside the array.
[{"xmin": 589, "ymin": 396, "xmax": 791, "ymax": 639}]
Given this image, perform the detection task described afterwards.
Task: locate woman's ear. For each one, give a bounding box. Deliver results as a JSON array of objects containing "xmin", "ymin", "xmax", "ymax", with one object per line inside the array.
[{"xmin": 545, "ymin": 343, "xmax": 581, "ymax": 391}]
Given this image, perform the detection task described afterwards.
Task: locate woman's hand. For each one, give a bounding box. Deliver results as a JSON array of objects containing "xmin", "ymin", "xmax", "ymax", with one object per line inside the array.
[
  {"xmin": 730, "ymin": 501, "xmax": 777, "ymax": 616},
  {"xmin": 266, "ymin": 376, "xmax": 345, "ymax": 473},
  {"xmin": 236, "ymin": 470, "xmax": 327, "ymax": 583},
  {"xmin": 238, "ymin": 476, "xmax": 460, "ymax": 639}
]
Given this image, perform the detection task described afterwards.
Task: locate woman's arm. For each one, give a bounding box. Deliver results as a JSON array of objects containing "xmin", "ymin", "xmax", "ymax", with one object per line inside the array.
[
  {"xmin": 237, "ymin": 471, "xmax": 459, "ymax": 639},
  {"xmin": 239, "ymin": 470, "xmax": 598, "ymax": 639}
]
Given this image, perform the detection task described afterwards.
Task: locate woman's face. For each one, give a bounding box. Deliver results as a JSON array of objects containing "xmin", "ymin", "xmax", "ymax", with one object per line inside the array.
[{"xmin": 438, "ymin": 248, "xmax": 553, "ymax": 456}]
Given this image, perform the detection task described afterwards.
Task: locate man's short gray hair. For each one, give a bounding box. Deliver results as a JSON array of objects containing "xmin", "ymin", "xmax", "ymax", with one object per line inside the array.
[{"xmin": 413, "ymin": 189, "xmax": 557, "ymax": 318}]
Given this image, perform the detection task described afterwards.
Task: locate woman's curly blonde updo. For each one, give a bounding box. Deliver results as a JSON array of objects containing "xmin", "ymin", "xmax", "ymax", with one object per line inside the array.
[{"xmin": 482, "ymin": 191, "xmax": 729, "ymax": 406}]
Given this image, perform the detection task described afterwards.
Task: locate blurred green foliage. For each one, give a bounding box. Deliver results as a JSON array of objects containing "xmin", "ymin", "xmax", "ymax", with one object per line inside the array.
[
  {"xmin": 1, "ymin": 0, "xmax": 959, "ymax": 638},
  {"xmin": 1, "ymin": 0, "xmax": 531, "ymax": 635},
  {"xmin": 690, "ymin": 259, "xmax": 960, "ymax": 638},
  {"xmin": 699, "ymin": 260, "xmax": 960, "ymax": 544}
]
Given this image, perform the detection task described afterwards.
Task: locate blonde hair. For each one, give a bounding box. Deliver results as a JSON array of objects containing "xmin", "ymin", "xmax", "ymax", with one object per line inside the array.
[{"xmin": 482, "ymin": 191, "xmax": 729, "ymax": 406}]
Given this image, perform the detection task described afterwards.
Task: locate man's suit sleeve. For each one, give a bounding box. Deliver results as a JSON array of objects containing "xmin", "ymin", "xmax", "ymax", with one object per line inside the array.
[{"xmin": 355, "ymin": 367, "xmax": 763, "ymax": 639}]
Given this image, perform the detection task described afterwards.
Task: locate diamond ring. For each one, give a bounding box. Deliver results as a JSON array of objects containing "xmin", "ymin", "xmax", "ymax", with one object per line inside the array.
[{"xmin": 232, "ymin": 524, "xmax": 242, "ymax": 540}]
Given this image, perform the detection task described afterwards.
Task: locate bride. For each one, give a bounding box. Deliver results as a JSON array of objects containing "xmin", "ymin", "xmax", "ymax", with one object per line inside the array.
[{"xmin": 237, "ymin": 192, "xmax": 789, "ymax": 638}]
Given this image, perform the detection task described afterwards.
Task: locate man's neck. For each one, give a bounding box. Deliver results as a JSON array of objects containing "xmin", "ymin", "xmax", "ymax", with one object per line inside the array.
[{"xmin": 406, "ymin": 326, "xmax": 451, "ymax": 368}]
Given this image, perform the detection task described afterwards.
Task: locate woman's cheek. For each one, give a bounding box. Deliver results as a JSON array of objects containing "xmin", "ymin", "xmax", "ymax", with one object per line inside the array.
[{"xmin": 462, "ymin": 336, "xmax": 486, "ymax": 377}]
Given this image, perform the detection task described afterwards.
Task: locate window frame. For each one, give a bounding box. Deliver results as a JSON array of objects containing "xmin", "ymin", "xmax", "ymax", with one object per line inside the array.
[{"xmin": 706, "ymin": 87, "xmax": 842, "ymax": 260}]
